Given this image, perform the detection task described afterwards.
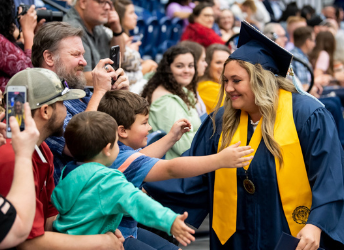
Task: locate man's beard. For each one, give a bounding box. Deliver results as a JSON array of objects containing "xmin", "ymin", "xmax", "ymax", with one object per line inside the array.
[
  {"xmin": 47, "ymin": 111, "xmax": 64, "ymax": 137},
  {"xmin": 55, "ymin": 57, "xmax": 87, "ymax": 90}
]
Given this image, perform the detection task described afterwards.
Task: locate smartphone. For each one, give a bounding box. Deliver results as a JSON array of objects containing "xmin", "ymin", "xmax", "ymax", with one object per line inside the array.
[
  {"xmin": 110, "ymin": 45, "xmax": 120, "ymax": 71},
  {"xmin": 6, "ymin": 86, "xmax": 27, "ymax": 138},
  {"xmin": 110, "ymin": 45, "xmax": 121, "ymax": 85}
]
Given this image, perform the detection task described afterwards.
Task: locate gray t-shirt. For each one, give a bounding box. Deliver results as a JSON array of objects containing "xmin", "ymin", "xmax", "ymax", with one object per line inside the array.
[{"xmin": 63, "ymin": 7, "xmax": 111, "ymax": 71}]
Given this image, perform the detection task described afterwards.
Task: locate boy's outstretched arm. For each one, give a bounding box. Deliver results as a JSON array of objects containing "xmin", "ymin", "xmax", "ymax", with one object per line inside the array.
[
  {"xmin": 140, "ymin": 118, "xmax": 191, "ymax": 158},
  {"xmin": 170, "ymin": 212, "xmax": 195, "ymax": 246},
  {"xmin": 144, "ymin": 141, "xmax": 254, "ymax": 182}
]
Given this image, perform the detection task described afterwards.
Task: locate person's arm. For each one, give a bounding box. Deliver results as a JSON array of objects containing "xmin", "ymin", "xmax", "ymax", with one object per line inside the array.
[
  {"xmin": 85, "ymin": 59, "xmax": 129, "ymax": 112},
  {"xmin": 143, "ymin": 141, "xmax": 253, "ymax": 182},
  {"xmin": 108, "ymin": 8, "xmax": 125, "ymax": 58},
  {"xmin": 17, "ymin": 231, "xmax": 124, "ymax": 250},
  {"xmin": 18, "ymin": 5, "xmax": 36, "ymax": 51},
  {"xmin": 295, "ymin": 105, "xmax": 344, "ymax": 248},
  {"xmin": 0, "ymin": 103, "xmax": 39, "ymax": 249},
  {"xmin": 140, "ymin": 118, "xmax": 192, "ymax": 158}
]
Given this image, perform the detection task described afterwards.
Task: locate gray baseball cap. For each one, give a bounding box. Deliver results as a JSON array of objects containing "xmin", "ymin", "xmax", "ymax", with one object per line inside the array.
[{"xmin": 6, "ymin": 68, "xmax": 86, "ymax": 110}]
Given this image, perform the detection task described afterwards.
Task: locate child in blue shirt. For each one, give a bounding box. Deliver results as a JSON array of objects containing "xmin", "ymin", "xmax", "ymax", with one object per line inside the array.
[{"xmin": 97, "ymin": 90, "xmax": 254, "ymax": 250}]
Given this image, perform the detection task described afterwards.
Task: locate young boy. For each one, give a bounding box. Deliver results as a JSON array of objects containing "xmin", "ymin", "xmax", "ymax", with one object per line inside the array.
[
  {"xmin": 51, "ymin": 111, "xmax": 195, "ymax": 247},
  {"xmin": 97, "ymin": 90, "xmax": 254, "ymax": 249}
]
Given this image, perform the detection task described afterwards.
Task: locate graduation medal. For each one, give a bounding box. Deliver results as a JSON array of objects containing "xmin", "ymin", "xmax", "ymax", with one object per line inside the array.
[{"xmin": 243, "ymin": 170, "xmax": 255, "ymax": 194}]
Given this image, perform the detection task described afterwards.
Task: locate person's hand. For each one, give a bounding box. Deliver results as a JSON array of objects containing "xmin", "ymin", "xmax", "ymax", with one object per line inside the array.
[
  {"xmin": 108, "ymin": 9, "xmax": 122, "ymax": 33},
  {"xmin": 168, "ymin": 118, "xmax": 192, "ymax": 143},
  {"xmin": 218, "ymin": 141, "xmax": 254, "ymax": 168},
  {"xmin": 10, "ymin": 103, "xmax": 39, "ymax": 158},
  {"xmin": 112, "ymin": 68, "xmax": 130, "ymax": 90},
  {"xmin": 141, "ymin": 59, "xmax": 158, "ymax": 75},
  {"xmin": 128, "ymin": 40, "xmax": 142, "ymax": 52},
  {"xmin": 19, "ymin": 5, "xmax": 37, "ymax": 36},
  {"xmin": 103, "ymin": 231, "xmax": 124, "ymax": 250},
  {"xmin": 0, "ymin": 113, "xmax": 6, "ymax": 147},
  {"xmin": 296, "ymin": 224, "xmax": 322, "ymax": 250},
  {"xmin": 309, "ymin": 85, "xmax": 322, "ymax": 98},
  {"xmin": 114, "ymin": 229, "xmax": 125, "ymax": 243},
  {"xmin": 92, "ymin": 58, "xmax": 118, "ymax": 94},
  {"xmin": 170, "ymin": 212, "xmax": 195, "ymax": 246}
]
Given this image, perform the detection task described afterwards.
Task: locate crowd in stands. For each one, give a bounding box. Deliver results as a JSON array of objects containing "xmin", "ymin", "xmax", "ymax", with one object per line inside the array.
[{"xmin": 1, "ymin": 0, "xmax": 344, "ymax": 249}]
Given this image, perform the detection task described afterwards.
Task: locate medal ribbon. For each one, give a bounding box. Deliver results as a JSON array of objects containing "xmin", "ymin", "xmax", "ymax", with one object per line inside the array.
[{"xmin": 212, "ymin": 89, "xmax": 312, "ymax": 245}]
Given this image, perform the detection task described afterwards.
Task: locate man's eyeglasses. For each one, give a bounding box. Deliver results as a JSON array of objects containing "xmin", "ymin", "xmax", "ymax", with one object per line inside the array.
[
  {"xmin": 36, "ymin": 80, "xmax": 70, "ymax": 106},
  {"xmin": 94, "ymin": 0, "xmax": 113, "ymax": 8}
]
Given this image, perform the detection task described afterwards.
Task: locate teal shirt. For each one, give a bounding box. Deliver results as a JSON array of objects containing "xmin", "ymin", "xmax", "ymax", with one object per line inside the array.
[
  {"xmin": 149, "ymin": 91, "xmax": 202, "ymax": 159},
  {"xmin": 51, "ymin": 162, "xmax": 177, "ymax": 235}
]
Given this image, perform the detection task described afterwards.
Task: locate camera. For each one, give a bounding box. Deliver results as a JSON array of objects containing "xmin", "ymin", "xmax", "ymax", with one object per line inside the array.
[{"xmin": 17, "ymin": 3, "xmax": 63, "ymax": 22}]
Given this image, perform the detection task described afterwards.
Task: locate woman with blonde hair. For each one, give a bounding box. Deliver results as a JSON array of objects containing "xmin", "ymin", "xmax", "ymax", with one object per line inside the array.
[{"xmin": 143, "ymin": 21, "xmax": 344, "ymax": 249}]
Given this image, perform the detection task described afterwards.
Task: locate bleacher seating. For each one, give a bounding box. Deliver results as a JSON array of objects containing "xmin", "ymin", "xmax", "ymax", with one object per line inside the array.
[{"xmin": 141, "ymin": 17, "xmax": 160, "ymax": 59}]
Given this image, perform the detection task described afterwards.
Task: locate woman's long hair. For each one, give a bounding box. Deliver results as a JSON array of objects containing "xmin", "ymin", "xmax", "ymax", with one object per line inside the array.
[
  {"xmin": 309, "ymin": 31, "xmax": 336, "ymax": 76},
  {"xmin": 0, "ymin": 0, "xmax": 16, "ymax": 43},
  {"xmin": 113, "ymin": 0, "xmax": 133, "ymax": 34},
  {"xmin": 212, "ymin": 59, "xmax": 297, "ymax": 166},
  {"xmin": 141, "ymin": 46, "xmax": 198, "ymax": 109}
]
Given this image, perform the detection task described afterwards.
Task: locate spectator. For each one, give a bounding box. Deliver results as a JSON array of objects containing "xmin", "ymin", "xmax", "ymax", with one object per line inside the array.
[
  {"xmin": 114, "ymin": 0, "xmax": 157, "ymax": 94},
  {"xmin": 211, "ymin": 0, "xmax": 223, "ymax": 36},
  {"xmin": 290, "ymin": 26, "xmax": 315, "ymax": 88},
  {"xmin": 300, "ymin": 4, "xmax": 315, "ymax": 21},
  {"xmin": 0, "ymin": 69, "xmax": 123, "ymax": 250},
  {"xmin": 322, "ymin": 5, "xmax": 336, "ymax": 20},
  {"xmin": 241, "ymin": 0, "xmax": 270, "ymax": 30},
  {"xmin": 179, "ymin": 40, "xmax": 208, "ymax": 116},
  {"xmin": 0, "ymin": 103, "xmax": 39, "ymax": 249},
  {"xmin": 279, "ymin": 1, "xmax": 300, "ymax": 23},
  {"xmin": 309, "ymin": 31, "xmax": 336, "ymax": 85},
  {"xmin": 141, "ymin": 46, "xmax": 202, "ymax": 159},
  {"xmin": 166, "ymin": 0, "xmax": 195, "ymax": 27},
  {"xmin": 31, "ymin": 22, "xmax": 129, "ymax": 183},
  {"xmin": 63, "ymin": 0, "xmax": 125, "ymax": 86},
  {"xmin": 181, "ymin": 3, "xmax": 226, "ymax": 48},
  {"xmin": 263, "ymin": 22, "xmax": 288, "ymax": 48},
  {"xmin": 0, "ymin": 0, "xmax": 44, "ymax": 92},
  {"xmin": 285, "ymin": 16, "xmax": 307, "ymax": 51},
  {"xmin": 198, "ymin": 44, "xmax": 230, "ymax": 114},
  {"xmin": 218, "ymin": 9, "xmax": 237, "ymax": 42}
]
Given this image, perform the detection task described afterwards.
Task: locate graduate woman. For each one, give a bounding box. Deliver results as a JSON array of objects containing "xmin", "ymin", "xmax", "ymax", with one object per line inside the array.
[{"xmin": 143, "ymin": 21, "xmax": 344, "ymax": 249}]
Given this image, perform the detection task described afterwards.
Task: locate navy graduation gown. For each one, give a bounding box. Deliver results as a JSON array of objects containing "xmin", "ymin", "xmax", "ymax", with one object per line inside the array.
[{"xmin": 143, "ymin": 93, "xmax": 344, "ymax": 249}]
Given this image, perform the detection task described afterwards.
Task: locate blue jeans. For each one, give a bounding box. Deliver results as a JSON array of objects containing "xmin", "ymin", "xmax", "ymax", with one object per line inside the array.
[{"xmin": 123, "ymin": 228, "xmax": 179, "ymax": 250}]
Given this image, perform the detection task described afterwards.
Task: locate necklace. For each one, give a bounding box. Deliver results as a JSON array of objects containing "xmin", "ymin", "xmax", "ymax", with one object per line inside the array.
[
  {"xmin": 242, "ymin": 120, "xmax": 258, "ymax": 194},
  {"xmin": 243, "ymin": 170, "xmax": 255, "ymax": 194}
]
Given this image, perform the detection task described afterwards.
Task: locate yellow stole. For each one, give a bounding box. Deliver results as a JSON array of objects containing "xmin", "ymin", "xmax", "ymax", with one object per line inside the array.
[{"xmin": 212, "ymin": 89, "xmax": 312, "ymax": 245}]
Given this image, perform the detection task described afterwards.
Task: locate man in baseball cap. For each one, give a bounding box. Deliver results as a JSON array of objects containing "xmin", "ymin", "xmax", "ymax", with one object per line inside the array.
[{"xmin": 0, "ymin": 68, "xmax": 124, "ymax": 250}]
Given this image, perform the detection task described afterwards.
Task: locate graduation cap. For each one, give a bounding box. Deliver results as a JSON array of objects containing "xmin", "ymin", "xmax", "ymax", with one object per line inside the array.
[{"xmin": 229, "ymin": 20, "xmax": 293, "ymax": 77}]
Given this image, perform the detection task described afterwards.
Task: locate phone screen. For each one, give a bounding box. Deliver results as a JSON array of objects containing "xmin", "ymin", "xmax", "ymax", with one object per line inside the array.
[{"xmin": 6, "ymin": 90, "xmax": 26, "ymax": 134}]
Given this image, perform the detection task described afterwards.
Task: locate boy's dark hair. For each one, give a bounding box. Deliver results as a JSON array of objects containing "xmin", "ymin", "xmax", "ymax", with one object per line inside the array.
[
  {"xmin": 64, "ymin": 111, "xmax": 118, "ymax": 162},
  {"xmin": 97, "ymin": 90, "xmax": 149, "ymax": 129},
  {"xmin": 293, "ymin": 26, "xmax": 313, "ymax": 48}
]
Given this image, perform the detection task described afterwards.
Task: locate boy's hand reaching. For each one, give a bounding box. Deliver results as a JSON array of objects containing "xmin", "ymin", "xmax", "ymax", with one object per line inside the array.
[
  {"xmin": 171, "ymin": 212, "xmax": 195, "ymax": 246},
  {"xmin": 218, "ymin": 141, "xmax": 254, "ymax": 168},
  {"xmin": 168, "ymin": 118, "xmax": 192, "ymax": 143}
]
